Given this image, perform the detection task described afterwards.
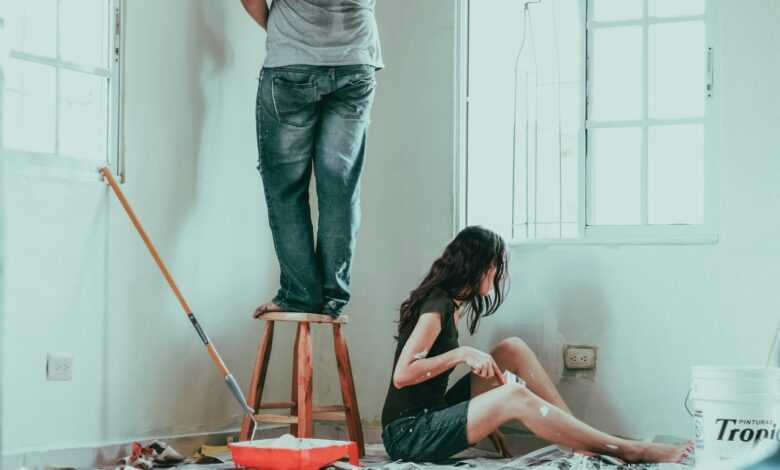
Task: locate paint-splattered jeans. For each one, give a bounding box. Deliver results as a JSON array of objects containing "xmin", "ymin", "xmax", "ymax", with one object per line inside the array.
[{"xmin": 256, "ymin": 64, "xmax": 376, "ymax": 316}]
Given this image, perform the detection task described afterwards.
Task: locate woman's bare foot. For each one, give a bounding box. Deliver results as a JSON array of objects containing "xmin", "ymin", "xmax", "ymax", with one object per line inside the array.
[
  {"xmin": 622, "ymin": 441, "xmax": 694, "ymax": 463},
  {"xmin": 253, "ymin": 301, "xmax": 283, "ymax": 318}
]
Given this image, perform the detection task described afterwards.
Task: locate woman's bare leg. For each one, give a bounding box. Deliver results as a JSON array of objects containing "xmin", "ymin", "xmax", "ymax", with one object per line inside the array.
[
  {"xmin": 466, "ymin": 383, "xmax": 691, "ymax": 463},
  {"xmin": 471, "ymin": 337, "xmax": 571, "ymax": 414}
]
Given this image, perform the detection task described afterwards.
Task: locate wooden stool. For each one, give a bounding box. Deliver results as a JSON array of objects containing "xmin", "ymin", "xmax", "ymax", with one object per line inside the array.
[{"xmin": 239, "ymin": 312, "xmax": 366, "ymax": 457}]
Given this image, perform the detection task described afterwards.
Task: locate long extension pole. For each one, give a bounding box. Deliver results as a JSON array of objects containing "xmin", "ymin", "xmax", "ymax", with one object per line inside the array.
[{"xmin": 99, "ymin": 167, "xmax": 256, "ymax": 425}]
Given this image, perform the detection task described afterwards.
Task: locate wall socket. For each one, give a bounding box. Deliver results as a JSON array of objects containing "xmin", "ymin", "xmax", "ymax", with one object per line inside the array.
[
  {"xmin": 564, "ymin": 345, "xmax": 597, "ymax": 370},
  {"xmin": 47, "ymin": 353, "xmax": 73, "ymax": 381}
]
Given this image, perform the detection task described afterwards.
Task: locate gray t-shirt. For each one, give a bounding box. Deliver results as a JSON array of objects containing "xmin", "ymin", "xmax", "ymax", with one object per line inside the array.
[{"xmin": 264, "ymin": 0, "xmax": 383, "ymax": 69}]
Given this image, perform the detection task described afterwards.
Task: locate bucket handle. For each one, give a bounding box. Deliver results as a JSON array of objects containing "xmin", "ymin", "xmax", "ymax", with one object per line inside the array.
[{"xmin": 684, "ymin": 387, "xmax": 695, "ymax": 417}]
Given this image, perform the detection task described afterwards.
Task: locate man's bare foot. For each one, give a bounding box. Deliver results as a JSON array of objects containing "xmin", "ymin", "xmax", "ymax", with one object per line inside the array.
[
  {"xmin": 623, "ymin": 441, "xmax": 694, "ymax": 463},
  {"xmin": 253, "ymin": 301, "xmax": 283, "ymax": 318}
]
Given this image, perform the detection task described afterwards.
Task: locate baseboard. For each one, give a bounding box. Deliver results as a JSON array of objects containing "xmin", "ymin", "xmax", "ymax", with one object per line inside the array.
[{"xmin": 0, "ymin": 424, "xmax": 287, "ymax": 470}]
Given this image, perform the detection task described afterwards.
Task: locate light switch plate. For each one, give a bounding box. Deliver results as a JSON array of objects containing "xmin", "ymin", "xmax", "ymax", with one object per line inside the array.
[{"xmin": 47, "ymin": 353, "xmax": 73, "ymax": 381}]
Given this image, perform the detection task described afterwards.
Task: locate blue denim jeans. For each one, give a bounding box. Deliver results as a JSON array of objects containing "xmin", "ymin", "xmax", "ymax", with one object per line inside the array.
[{"xmin": 256, "ymin": 65, "xmax": 376, "ymax": 315}]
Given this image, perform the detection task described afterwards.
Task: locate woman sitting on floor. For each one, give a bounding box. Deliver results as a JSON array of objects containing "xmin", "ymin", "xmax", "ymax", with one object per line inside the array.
[{"xmin": 380, "ymin": 226, "xmax": 692, "ymax": 463}]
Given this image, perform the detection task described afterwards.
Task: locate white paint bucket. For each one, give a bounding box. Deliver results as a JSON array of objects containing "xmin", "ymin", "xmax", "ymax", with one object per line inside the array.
[{"xmin": 692, "ymin": 366, "xmax": 780, "ymax": 467}]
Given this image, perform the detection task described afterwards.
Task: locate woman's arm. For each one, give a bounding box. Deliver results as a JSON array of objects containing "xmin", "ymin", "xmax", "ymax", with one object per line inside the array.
[
  {"xmin": 392, "ymin": 313, "xmax": 502, "ymax": 389},
  {"xmin": 240, "ymin": 0, "xmax": 269, "ymax": 30},
  {"xmin": 393, "ymin": 313, "xmax": 460, "ymax": 389}
]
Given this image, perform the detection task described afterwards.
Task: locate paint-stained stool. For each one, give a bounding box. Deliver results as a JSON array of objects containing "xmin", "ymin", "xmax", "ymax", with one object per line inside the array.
[{"xmin": 239, "ymin": 312, "xmax": 366, "ymax": 457}]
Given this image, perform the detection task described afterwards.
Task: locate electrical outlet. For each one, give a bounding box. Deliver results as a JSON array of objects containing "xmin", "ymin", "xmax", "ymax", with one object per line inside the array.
[
  {"xmin": 564, "ymin": 345, "xmax": 597, "ymax": 370},
  {"xmin": 47, "ymin": 353, "xmax": 73, "ymax": 381}
]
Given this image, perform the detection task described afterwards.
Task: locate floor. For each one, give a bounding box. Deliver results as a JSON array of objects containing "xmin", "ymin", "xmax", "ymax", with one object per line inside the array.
[{"xmin": 159, "ymin": 443, "xmax": 693, "ymax": 470}]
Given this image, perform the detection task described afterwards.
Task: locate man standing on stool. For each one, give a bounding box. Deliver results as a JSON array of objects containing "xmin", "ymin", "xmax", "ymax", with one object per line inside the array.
[{"xmin": 241, "ymin": 0, "xmax": 382, "ymax": 317}]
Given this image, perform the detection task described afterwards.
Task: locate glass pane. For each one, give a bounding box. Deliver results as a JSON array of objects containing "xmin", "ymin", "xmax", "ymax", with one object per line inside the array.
[
  {"xmin": 6, "ymin": 0, "xmax": 58, "ymax": 57},
  {"xmin": 649, "ymin": 0, "xmax": 705, "ymax": 17},
  {"xmin": 59, "ymin": 69, "xmax": 108, "ymax": 161},
  {"xmin": 649, "ymin": 21, "xmax": 706, "ymax": 119},
  {"xmin": 590, "ymin": 0, "xmax": 643, "ymax": 22},
  {"xmin": 648, "ymin": 125, "xmax": 704, "ymax": 225},
  {"xmin": 587, "ymin": 127, "xmax": 641, "ymax": 225},
  {"xmin": 555, "ymin": 0, "xmax": 586, "ymax": 84},
  {"xmin": 3, "ymin": 58, "xmax": 56, "ymax": 154},
  {"xmin": 590, "ymin": 26, "xmax": 642, "ymax": 121},
  {"xmin": 561, "ymin": 132, "xmax": 580, "ymax": 225},
  {"xmin": 560, "ymin": 82, "xmax": 584, "ymax": 134},
  {"xmin": 61, "ymin": 0, "xmax": 110, "ymax": 69},
  {"xmin": 536, "ymin": 128, "xmax": 561, "ymax": 225},
  {"xmin": 467, "ymin": 86, "xmax": 514, "ymax": 239}
]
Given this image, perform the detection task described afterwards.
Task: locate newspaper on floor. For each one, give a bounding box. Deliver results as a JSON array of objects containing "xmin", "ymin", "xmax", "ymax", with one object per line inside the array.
[{"xmin": 328, "ymin": 444, "xmax": 691, "ymax": 470}]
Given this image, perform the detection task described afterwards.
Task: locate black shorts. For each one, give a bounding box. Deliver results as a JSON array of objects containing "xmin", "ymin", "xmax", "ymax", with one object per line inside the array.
[{"xmin": 382, "ymin": 374, "xmax": 473, "ymax": 462}]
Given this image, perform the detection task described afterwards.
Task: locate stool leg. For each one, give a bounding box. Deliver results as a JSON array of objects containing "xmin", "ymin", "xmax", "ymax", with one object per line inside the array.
[
  {"xmin": 333, "ymin": 324, "xmax": 365, "ymax": 457},
  {"xmin": 240, "ymin": 321, "xmax": 275, "ymax": 441},
  {"xmin": 296, "ymin": 322, "xmax": 314, "ymax": 438},
  {"xmin": 290, "ymin": 323, "xmax": 301, "ymax": 435}
]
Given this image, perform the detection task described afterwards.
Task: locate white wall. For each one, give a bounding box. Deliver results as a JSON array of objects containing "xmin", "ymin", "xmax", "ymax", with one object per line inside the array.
[
  {"xmin": 1, "ymin": 0, "xmax": 278, "ymax": 456},
  {"xmin": 467, "ymin": 0, "xmax": 780, "ymax": 440},
  {"xmin": 0, "ymin": 0, "xmax": 458, "ymax": 459}
]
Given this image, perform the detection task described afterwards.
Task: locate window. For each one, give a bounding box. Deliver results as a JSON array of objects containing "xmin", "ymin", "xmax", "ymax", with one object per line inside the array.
[
  {"xmin": 458, "ymin": 0, "xmax": 718, "ymax": 244},
  {"xmin": 2, "ymin": 0, "xmax": 122, "ymax": 174}
]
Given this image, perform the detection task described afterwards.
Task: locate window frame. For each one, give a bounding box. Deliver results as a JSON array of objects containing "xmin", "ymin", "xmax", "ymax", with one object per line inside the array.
[
  {"xmin": 455, "ymin": 0, "xmax": 720, "ymax": 246},
  {"xmin": 1, "ymin": 0, "xmax": 124, "ymax": 182}
]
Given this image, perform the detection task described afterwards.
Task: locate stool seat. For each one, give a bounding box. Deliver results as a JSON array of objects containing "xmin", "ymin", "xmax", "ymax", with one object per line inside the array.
[
  {"xmin": 240, "ymin": 310, "xmax": 365, "ymax": 457},
  {"xmin": 258, "ymin": 312, "xmax": 348, "ymax": 324}
]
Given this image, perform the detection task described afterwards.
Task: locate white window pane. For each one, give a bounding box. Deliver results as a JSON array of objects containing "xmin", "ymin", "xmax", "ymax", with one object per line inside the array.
[
  {"xmin": 467, "ymin": 93, "xmax": 514, "ymax": 239},
  {"xmin": 534, "ymin": 223, "xmax": 563, "ymax": 239},
  {"xmin": 587, "ymin": 127, "xmax": 641, "ymax": 225},
  {"xmin": 590, "ymin": 26, "xmax": 642, "ymax": 121},
  {"xmin": 648, "ymin": 125, "xmax": 704, "ymax": 225},
  {"xmin": 561, "ymin": 132, "xmax": 580, "ymax": 224},
  {"xmin": 536, "ymin": 128, "xmax": 561, "ymax": 225},
  {"xmin": 590, "ymin": 0, "xmax": 643, "ymax": 22},
  {"xmin": 3, "ymin": 58, "xmax": 56, "ymax": 154},
  {"xmin": 649, "ymin": 21, "xmax": 706, "ymax": 119},
  {"xmin": 560, "ymin": 82, "xmax": 584, "ymax": 134},
  {"xmin": 555, "ymin": 0, "xmax": 586, "ymax": 84},
  {"xmin": 532, "ymin": 1, "xmax": 562, "ymax": 86},
  {"xmin": 649, "ymin": 0, "xmax": 705, "ymax": 17},
  {"xmin": 59, "ymin": 70, "xmax": 108, "ymax": 161},
  {"xmin": 511, "ymin": 70, "xmax": 537, "ymax": 238},
  {"xmin": 562, "ymin": 222, "xmax": 580, "ymax": 238},
  {"xmin": 61, "ymin": 0, "xmax": 109, "ymax": 69},
  {"xmin": 6, "ymin": 0, "xmax": 57, "ymax": 57}
]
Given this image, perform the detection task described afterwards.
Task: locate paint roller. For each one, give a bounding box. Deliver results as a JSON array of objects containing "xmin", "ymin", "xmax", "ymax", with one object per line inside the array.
[{"xmin": 99, "ymin": 167, "xmax": 259, "ymax": 438}]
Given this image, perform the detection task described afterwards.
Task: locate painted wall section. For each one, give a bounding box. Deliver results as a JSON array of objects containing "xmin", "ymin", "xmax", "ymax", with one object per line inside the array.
[
  {"xmin": 1, "ymin": 0, "xmax": 458, "ymax": 456},
  {"xmin": 315, "ymin": 0, "xmax": 457, "ymax": 424},
  {"xmin": 1, "ymin": 0, "xmax": 275, "ymax": 454}
]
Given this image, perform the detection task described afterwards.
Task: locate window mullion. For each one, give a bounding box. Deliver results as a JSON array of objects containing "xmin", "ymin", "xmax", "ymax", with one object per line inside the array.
[
  {"xmin": 640, "ymin": 0, "xmax": 649, "ymax": 226},
  {"xmin": 581, "ymin": 0, "xmax": 591, "ymax": 236}
]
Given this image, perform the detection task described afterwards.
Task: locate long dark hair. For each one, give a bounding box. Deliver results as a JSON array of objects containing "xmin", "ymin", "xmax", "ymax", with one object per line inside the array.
[{"xmin": 398, "ymin": 226, "xmax": 508, "ymax": 337}]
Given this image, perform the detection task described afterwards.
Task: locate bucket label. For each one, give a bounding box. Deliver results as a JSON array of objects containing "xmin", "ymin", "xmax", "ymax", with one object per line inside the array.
[
  {"xmin": 715, "ymin": 418, "xmax": 779, "ymax": 445},
  {"xmin": 695, "ymin": 402, "xmax": 780, "ymax": 464}
]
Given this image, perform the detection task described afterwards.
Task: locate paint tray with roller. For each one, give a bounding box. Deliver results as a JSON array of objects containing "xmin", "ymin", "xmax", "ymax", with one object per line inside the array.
[{"xmin": 229, "ymin": 434, "xmax": 359, "ymax": 470}]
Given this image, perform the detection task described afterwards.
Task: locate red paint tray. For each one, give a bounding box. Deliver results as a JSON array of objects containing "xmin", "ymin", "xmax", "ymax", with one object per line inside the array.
[{"xmin": 229, "ymin": 437, "xmax": 360, "ymax": 470}]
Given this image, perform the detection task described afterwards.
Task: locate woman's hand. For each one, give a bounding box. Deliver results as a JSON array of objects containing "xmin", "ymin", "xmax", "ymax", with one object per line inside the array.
[{"xmin": 458, "ymin": 346, "xmax": 503, "ymax": 380}]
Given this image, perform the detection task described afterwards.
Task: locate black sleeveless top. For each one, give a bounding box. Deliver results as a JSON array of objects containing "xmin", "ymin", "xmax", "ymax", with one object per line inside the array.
[{"xmin": 381, "ymin": 289, "xmax": 460, "ymax": 427}]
